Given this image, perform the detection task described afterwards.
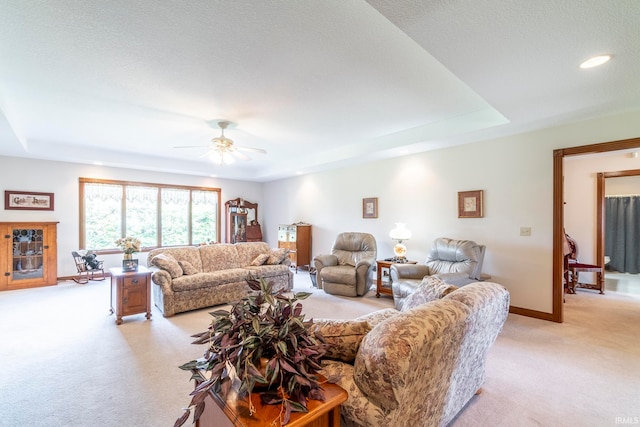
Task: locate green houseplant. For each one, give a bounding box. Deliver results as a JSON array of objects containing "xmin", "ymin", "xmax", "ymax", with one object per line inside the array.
[{"xmin": 175, "ymin": 277, "xmax": 328, "ymax": 426}]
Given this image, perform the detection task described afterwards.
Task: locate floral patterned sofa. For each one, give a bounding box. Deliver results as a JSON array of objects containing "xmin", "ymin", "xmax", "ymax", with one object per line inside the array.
[
  {"xmin": 313, "ymin": 278, "xmax": 510, "ymax": 427},
  {"xmin": 147, "ymin": 242, "xmax": 293, "ymax": 317}
]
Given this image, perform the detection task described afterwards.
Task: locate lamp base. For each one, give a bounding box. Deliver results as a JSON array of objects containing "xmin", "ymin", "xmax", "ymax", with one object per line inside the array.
[{"xmin": 393, "ymin": 242, "xmax": 407, "ymax": 258}]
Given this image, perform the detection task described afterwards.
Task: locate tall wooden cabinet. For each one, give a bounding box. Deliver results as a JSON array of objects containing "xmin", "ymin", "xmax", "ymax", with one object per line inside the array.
[
  {"xmin": 225, "ymin": 198, "xmax": 261, "ymax": 243},
  {"xmin": 1, "ymin": 222, "xmax": 58, "ymax": 291},
  {"xmin": 278, "ymin": 223, "xmax": 312, "ymax": 271}
]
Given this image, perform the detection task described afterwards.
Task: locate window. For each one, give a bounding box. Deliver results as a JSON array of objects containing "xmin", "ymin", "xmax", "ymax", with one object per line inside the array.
[{"xmin": 80, "ymin": 178, "xmax": 220, "ymax": 252}]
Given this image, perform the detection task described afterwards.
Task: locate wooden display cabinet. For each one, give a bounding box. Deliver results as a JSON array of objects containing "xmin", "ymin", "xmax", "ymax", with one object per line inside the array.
[
  {"xmin": 225, "ymin": 198, "xmax": 260, "ymax": 243},
  {"xmin": 1, "ymin": 222, "xmax": 58, "ymax": 291},
  {"xmin": 109, "ymin": 266, "xmax": 152, "ymax": 325},
  {"xmin": 277, "ymin": 223, "xmax": 312, "ymax": 271}
]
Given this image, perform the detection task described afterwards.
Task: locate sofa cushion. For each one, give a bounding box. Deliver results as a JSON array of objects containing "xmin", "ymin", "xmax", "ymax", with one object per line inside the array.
[
  {"xmin": 151, "ymin": 253, "xmax": 183, "ymax": 279},
  {"xmin": 178, "ymin": 260, "xmax": 198, "ymax": 275},
  {"xmin": 199, "ymin": 244, "xmax": 241, "ymax": 271},
  {"xmin": 266, "ymin": 248, "xmax": 289, "ymax": 265},
  {"xmin": 401, "ymin": 276, "xmax": 458, "ymax": 311},
  {"xmin": 250, "ymin": 253, "xmax": 269, "ymax": 266},
  {"xmin": 311, "ymin": 319, "xmax": 370, "ymax": 362},
  {"xmin": 147, "ymin": 245, "xmax": 203, "ymax": 272},
  {"xmin": 245, "ymin": 264, "xmax": 290, "ymax": 279},
  {"xmin": 171, "ymin": 268, "xmax": 251, "ymax": 292},
  {"xmin": 235, "ymin": 242, "xmax": 271, "ymax": 266}
]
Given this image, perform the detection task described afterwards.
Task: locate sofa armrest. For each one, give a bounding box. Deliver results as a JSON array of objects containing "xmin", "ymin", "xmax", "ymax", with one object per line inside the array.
[
  {"xmin": 390, "ymin": 264, "xmax": 429, "ymax": 281},
  {"xmin": 355, "ymin": 308, "xmax": 400, "ymax": 329},
  {"xmin": 150, "ymin": 269, "xmax": 173, "ymax": 292}
]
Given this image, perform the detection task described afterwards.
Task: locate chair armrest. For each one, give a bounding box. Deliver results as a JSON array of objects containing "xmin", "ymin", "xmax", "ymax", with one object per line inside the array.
[
  {"xmin": 313, "ymin": 254, "xmax": 338, "ymax": 269},
  {"xmin": 355, "ymin": 258, "xmax": 374, "ymax": 270},
  {"xmin": 431, "ymin": 272, "xmax": 477, "ymax": 286},
  {"xmin": 390, "ymin": 264, "xmax": 429, "ymax": 281}
]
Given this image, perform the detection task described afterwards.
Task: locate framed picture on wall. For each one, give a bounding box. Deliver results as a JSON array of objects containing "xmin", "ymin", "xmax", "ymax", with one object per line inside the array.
[
  {"xmin": 5, "ymin": 190, "xmax": 54, "ymax": 211},
  {"xmin": 458, "ymin": 190, "xmax": 483, "ymax": 218},
  {"xmin": 363, "ymin": 197, "xmax": 378, "ymax": 218}
]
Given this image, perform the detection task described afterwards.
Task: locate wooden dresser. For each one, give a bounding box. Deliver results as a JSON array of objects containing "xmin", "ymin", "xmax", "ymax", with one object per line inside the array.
[{"xmin": 277, "ymin": 223, "xmax": 312, "ymax": 271}]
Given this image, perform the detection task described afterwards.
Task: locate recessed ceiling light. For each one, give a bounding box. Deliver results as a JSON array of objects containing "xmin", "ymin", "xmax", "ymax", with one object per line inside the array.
[{"xmin": 580, "ymin": 55, "xmax": 611, "ymax": 69}]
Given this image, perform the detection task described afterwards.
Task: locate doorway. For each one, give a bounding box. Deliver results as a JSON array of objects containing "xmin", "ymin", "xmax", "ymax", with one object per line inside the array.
[
  {"xmin": 599, "ymin": 171, "xmax": 640, "ymax": 294},
  {"xmin": 552, "ymin": 137, "xmax": 640, "ymax": 323}
]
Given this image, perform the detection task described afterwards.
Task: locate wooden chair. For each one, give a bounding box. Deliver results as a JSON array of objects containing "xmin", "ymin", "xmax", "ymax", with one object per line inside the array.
[
  {"xmin": 72, "ymin": 251, "xmax": 105, "ymax": 284},
  {"xmin": 563, "ymin": 232, "xmax": 604, "ymax": 294}
]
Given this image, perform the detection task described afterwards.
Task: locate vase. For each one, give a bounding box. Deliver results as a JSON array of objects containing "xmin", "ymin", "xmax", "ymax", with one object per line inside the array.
[{"xmin": 124, "ymin": 253, "xmax": 133, "ymax": 260}]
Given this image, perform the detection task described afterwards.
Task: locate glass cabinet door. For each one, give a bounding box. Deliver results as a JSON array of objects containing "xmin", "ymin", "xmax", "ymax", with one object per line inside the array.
[{"xmin": 10, "ymin": 226, "xmax": 45, "ymax": 282}]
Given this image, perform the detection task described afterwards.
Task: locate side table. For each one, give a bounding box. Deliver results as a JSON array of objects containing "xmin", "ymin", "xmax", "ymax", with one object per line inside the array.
[
  {"xmin": 194, "ymin": 373, "xmax": 347, "ymax": 427},
  {"xmin": 109, "ymin": 266, "xmax": 152, "ymax": 325},
  {"xmin": 376, "ymin": 259, "xmax": 417, "ymax": 298}
]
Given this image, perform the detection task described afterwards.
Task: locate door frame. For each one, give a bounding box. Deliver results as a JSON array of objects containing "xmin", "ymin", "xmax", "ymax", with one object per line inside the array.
[{"xmin": 552, "ymin": 137, "xmax": 640, "ymax": 323}]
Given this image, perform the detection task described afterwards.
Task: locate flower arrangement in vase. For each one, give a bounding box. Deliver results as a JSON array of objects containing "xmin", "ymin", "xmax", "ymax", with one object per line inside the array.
[{"xmin": 114, "ymin": 236, "xmax": 141, "ymax": 259}]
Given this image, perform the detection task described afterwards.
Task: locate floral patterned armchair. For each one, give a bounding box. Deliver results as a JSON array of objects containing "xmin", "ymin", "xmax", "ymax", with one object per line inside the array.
[{"xmin": 316, "ymin": 280, "xmax": 509, "ymax": 427}]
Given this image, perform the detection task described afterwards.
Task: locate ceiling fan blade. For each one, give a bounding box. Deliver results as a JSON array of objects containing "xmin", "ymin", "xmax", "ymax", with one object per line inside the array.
[
  {"xmin": 236, "ymin": 146, "xmax": 267, "ymax": 154},
  {"xmin": 232, "ymin": 151, "xmax": 252, "ymax": 161},
  {"xmin": 199, "ymin": 147, "xmax": 217, "ymax": 158},
  {"xmin": 174, "ymin": 145, "xmax": 210, "ymax": 149}
]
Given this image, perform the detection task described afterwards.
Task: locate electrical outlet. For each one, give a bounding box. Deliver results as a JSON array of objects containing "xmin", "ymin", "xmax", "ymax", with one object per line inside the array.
[{"xmin": 520, "ymin": 227, "xmax": 531, "ymax": 237}]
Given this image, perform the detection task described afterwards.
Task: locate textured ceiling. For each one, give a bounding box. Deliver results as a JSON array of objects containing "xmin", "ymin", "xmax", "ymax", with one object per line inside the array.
[{"xmin": 1, "ymin": 1, "xmax": 639, "ymax": 182}]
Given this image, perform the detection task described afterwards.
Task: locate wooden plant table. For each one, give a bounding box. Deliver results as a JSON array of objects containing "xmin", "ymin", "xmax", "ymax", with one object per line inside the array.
[{"xmin": 194, "ymin": 374, "xmax": 347, "ymax": 427}]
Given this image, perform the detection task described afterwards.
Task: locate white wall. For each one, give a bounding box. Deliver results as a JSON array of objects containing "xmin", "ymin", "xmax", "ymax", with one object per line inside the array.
[
  {"xmin": 605, "ymin": 174, "xmax": 640, "ymax": 195},
  {"xmin": 263, "ymin": 110, "xmax": 640, "ymax": 313},
  {"xmin": 2, "ymin": 110, "xmax": 640, "ymax": 314},
  {"xmin": 0, "ymin": 157, "xmax": 262, "ymax": 277}
]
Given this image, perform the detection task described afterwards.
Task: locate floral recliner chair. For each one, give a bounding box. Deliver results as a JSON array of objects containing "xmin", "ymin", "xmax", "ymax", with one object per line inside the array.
[{"xmin": 312, "ymin": 278, "xmax": 510, "ymax": 427}]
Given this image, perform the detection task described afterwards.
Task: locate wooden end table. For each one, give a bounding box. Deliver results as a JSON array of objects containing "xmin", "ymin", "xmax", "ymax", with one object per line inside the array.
[
  {"xmin": 195, "ymin": 375, "xmax": 347, "ymax": 427},
  {"xmin": 109, "ymin": 266, "xmax": 152, "ymax": 325},
  {"xmin": 376, "ymin": 259, "xmax": 417, "ymax": 298}
]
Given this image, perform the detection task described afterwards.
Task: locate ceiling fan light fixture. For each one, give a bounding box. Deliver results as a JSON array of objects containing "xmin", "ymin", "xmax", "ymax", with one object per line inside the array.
[{"xmin": 209, "ymin": 151, "xmax": 235, "ymax": 165}]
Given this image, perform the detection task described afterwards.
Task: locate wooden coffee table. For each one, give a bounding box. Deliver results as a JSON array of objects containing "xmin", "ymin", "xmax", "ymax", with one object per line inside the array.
[{"xmin": 195, "ymin": 374, "xmax": 347, "ymax": 427}]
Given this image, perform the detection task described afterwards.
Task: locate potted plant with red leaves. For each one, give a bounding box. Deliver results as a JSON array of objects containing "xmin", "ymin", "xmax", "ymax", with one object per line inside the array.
[{"xmin": 175, "ymin": 277, "xmax": 328, "ymax": 426}]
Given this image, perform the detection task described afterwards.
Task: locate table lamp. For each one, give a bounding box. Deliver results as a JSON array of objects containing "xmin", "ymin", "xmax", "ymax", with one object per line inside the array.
[{"xmin": 389, "ymin": 223, "xmax": 412, "ymax": 261}]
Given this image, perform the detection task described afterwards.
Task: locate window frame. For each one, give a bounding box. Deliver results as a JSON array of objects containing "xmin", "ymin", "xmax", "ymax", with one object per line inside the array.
[{"xmin": 79, "ymin": 177, "xmax": 221, "ymax": 253}]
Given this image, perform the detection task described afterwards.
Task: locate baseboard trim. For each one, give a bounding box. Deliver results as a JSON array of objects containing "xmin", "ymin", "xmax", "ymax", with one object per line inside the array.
[
  {"xmin": 509, "ymin": 305, "xmax": 556, "ymax": 322},
  {"xmin": 58, "ymin": 274, "xmax": 112, "ymax": 282}
]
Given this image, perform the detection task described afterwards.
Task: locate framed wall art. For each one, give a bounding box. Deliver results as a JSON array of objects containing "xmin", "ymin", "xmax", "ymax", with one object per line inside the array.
[
  {"xmin": 362, "ymin": 197, "xmax": 378, "ymax": 219},
  {"xmin": 5, "ymin": 191, "xmax": 54, "ymax": 211},
  {"xmin": 458, "ymin": 190, "xmax": 483, "ymax": 218}
]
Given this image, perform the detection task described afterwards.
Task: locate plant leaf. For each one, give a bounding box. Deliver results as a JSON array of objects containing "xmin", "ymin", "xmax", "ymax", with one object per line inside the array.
[
  {"xmin": 260, "ymin": 391, "xmax": 283, "ymax": 405},
  {"xmin": 173, "ymin": 409, "xmax": 190, "ymax": 427},
  {"xmin": 288, "ymin": 399, "xmax": 309, "ymax": 413},
  {"xmin": 193, "ymin": 402, "xmax": 206, "ymax": 422},
  {"xmin": 294, "ymin": 291, "xmax": 312, "ymax": 300}
]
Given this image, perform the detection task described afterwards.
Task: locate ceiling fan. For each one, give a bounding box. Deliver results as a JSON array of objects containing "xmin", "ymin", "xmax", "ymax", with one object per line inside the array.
[{"xmin": 174, "ymin": 121, "xmax": 267, "ymax": 165}]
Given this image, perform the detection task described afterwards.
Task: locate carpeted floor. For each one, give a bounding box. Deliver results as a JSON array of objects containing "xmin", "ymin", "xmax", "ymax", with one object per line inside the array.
[{"xmin": 0, "ymin": 273, "xmax": 638, "ymax": 426}]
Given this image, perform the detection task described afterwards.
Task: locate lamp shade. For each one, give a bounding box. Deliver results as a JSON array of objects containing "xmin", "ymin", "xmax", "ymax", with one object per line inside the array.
[{"xmin": 389, "ymin": 223, "xmax": 412, "ymax": 241}]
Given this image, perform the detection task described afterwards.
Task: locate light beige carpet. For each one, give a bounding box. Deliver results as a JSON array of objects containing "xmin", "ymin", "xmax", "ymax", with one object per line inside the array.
[{"xmin": 0, "ymin": 274, "xmax": 638, "ymax": 426}]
